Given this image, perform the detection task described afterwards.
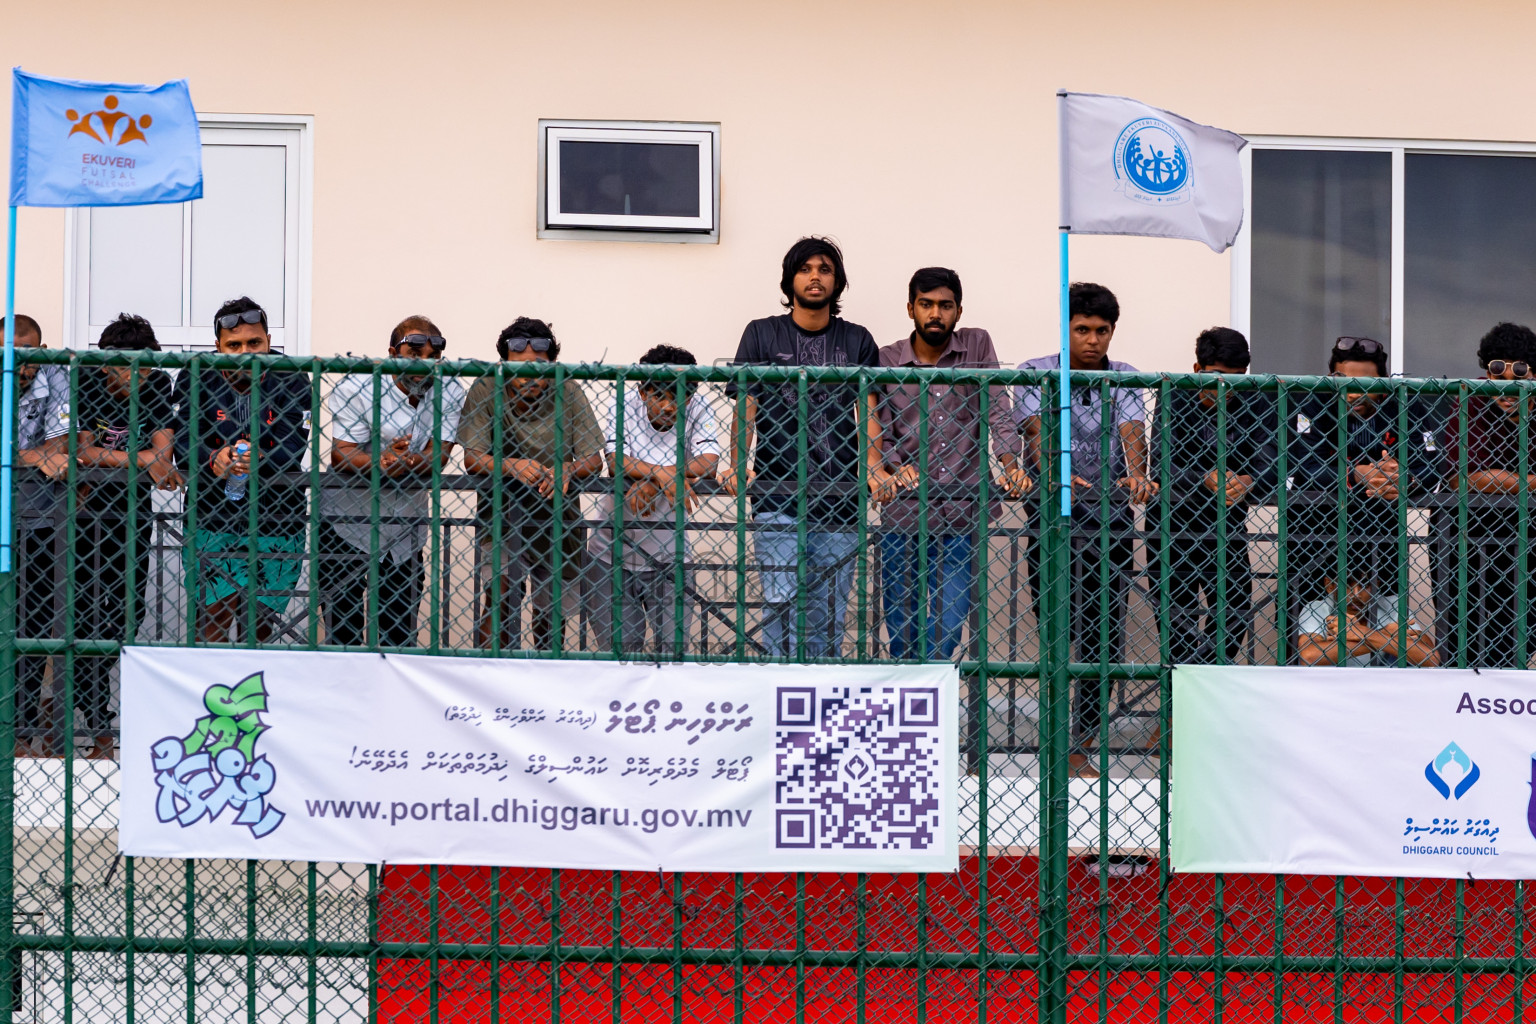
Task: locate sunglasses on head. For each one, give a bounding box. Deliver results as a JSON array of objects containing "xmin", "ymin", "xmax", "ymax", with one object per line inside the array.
[
  {"xmin": 395, "ymin": 333, "xmax": 446, "ymax": 354},
  {"xmin": 1334, "ymin": 336, "xmax": 1386, "ymax": 356},
  {"xmin": 215, "ymin": 308, "xmax": 267, "ymax": 332},
  {"xmin": 1487, "ymin": 359, "xmax": 1531, "ymax": 379},
  {"xmin": 504, "ymin": 336, "xmax": 552, "ymax": 354}
]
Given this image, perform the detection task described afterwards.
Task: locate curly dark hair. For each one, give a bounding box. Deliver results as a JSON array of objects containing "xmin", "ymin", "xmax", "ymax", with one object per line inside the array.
[
  {"xmin": 98, "ymin": 312, "xmax": 160, "ymax": 351},
  {"xmin": 1478, "ymin": 322, "xmax": 1536, "ymax": 370},
  {"xmin": 496, "ymin": 317, "xmax": 559, "ymax": 361}
]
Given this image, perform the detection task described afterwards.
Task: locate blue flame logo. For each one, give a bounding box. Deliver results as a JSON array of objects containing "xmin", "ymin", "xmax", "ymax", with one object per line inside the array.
[
  {"xmin": 1113, "ymin": 118, "xmax": 1192, "ymax": 203},
  {"xmin": 1425, "ymin": 741, "xmax": 1480, "ymax": 800}
]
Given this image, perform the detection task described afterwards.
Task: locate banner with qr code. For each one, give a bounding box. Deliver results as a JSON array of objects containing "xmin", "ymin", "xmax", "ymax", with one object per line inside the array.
[{"xmin": 117, "ymin": 648, "xmax": 960, "ymax": 873}]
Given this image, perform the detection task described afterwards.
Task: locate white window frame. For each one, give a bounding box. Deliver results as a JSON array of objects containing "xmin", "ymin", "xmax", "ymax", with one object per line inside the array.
[
  {"xmin": 537, "ymin": 119, "xmax": 720, "ymax": 243},
  {"xmin": 1231, "ymin": 136, "xmax": 1536, "ymax": 376},
  {"xmin": 62, "ymin": 112, "xmax": 315, "ymax": 354}
]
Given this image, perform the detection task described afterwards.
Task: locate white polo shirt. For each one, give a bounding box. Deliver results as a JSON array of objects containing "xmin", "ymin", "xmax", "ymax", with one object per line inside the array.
[
  {"xmin": 588, "ymin": 384, "xmax": 720, "ymax": 568},
  {"xmin": 322, "ymin": 374, "xmax": 466, "ymax": 563}
]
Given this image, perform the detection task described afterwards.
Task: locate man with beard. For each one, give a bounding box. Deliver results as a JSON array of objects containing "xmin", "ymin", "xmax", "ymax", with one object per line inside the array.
[
  {"xmin": 875, "ymin": 266, "xmax": 1029, "ymax": 660},
  {"xmin": 174, "ymin": 297, "xmax": 311, "ymax": 643},
  {"xmin": 318, "ymin": 316, "xmax": 464, "ymax": 647},
  {"xmin": 722, "ymin": 237, "xmax": 892, "ymax": 660},
  {"xmin": 458, "ymin": 317, "xmax": 604, "ymax": 651},
  {"xmin": 1286, "ymin": 336, "xmax": 1442, "ymax": 657}
]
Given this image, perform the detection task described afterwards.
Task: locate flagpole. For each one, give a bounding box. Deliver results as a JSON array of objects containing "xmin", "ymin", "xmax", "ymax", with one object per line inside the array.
[
  {"xmin": 1058, "ymin": 232, "xmax": 1071, "ymax": 517},
  {"xmin": 1056, "ymin": 90, "xmax": 1072, "ymax": 518},
  {"xmin": 1, "ymin": 204, "xmax": 16, "ymax": 573}
]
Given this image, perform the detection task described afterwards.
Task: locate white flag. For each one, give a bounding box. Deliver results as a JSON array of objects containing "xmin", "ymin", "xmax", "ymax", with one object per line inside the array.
[{"xmin": 1059, "ymin": 91, "xmax": 1247, "ymax": 253}]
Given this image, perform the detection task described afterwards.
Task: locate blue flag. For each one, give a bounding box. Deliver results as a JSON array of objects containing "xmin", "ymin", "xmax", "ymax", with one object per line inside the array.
[{"xmin": 10, "ymin": 68, "xmax": 202, "ymax": 207}]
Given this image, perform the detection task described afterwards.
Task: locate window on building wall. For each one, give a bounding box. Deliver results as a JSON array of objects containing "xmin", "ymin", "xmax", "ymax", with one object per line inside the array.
[
  {"xmin": 68, "ymin": 117, "xmax": 311, "ymax": 353},
  {"xmin": 538, "ymin": 120, "xmax": 719, "ymax": 243},
  {"xmin": 1240, "ymin": 141, "xmax": 1536, "ymax": 378}
]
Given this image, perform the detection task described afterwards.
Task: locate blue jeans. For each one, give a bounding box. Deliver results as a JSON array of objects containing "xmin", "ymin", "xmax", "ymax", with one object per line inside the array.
[
  {"xmin": 881, "ymin": 533, "xmax": 974, "ymax": 660},
  {"xmin": 754, "ymin": 513, "xmax": 858, "ymax": 659}
]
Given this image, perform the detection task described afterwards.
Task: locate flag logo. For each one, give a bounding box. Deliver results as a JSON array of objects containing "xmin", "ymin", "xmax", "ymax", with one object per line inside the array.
[
  {"xmin": 65, "ymin": 94, "xmax": 152, "ymax": 147},
  {"xmin": 1113, "ymin": 117, "xmax": 1192, "ymax": 205}
]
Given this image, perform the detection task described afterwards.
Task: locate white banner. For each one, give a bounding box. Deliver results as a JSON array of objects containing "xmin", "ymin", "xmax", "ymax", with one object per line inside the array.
[
  {"xmin": 118, "ymin": 648, "xmax": 959, "ymax": 873},
  {"xmin": 1059, "ymin": 91, "xmax": 1247, "ymax": 253},
  {"xmin": 1172, "ymin": 665, "xmax": 1533, "ymax": 879}
]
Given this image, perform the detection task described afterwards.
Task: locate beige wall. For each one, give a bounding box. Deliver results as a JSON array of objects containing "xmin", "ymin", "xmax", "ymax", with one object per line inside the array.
[{"xmin": 3, "ymin": 0, "xmax": 1535, "ymax": 371}]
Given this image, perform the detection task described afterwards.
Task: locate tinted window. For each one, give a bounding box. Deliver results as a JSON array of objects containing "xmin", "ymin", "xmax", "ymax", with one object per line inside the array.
[
  {"xmin": 1250, "ymin": 149, "xmax": 1392, "ymax": 375},
  {"xmin": 557, "ymin": 141, "xmax": 700, "ymax": 218},
  {"xmin": 1404, "ymin": 154, "xmax": 1536, "ymax": 378}
]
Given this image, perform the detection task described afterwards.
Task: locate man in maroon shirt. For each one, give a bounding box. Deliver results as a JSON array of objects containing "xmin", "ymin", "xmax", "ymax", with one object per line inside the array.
[{"xmin": 876, "ymin": 267, "xmax": 1030, "ymax": 660}]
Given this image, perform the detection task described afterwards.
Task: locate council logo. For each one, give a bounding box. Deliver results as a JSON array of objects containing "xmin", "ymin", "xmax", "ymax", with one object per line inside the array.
[
  {"xmin": 1113, "ymin": 117, "xmax": 1192, "ymax": 205},
  {"xmin": 150, "ymin": 671, "xmax": 284, "ymax": 838},
  {"xmin": 1425, "ymin": 740, "xmax": 1480, "ymax": 800}
]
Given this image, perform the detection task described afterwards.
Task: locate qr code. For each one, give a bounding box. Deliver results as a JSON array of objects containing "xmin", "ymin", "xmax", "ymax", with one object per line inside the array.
[{"xmin": 774, "ymin": 685, "xmax": 943, "ymax": 851}]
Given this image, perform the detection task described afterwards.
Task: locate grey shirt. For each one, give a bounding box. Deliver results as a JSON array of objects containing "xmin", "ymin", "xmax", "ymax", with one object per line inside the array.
[
  {"xmin": 878, "ymin": 328, "xmax": 1020, "ymax": 533},
  {"xmin": 1013, "ymin": 353, "xmax": 1146, "ymax": 490},
  {"xmin": 16, "ymin": 365, "xmax": 71, "ymax": 529}
]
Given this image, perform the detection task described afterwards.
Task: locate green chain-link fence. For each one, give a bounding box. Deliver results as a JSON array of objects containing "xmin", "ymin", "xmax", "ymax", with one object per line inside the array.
[{"xmin": 0, "ymin": 346, "xmax": 1531, "ymax": 1022}]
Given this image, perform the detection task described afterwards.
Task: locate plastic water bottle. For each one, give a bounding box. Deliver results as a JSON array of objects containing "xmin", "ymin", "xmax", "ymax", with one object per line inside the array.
[{"xmin": 224, "ymin": 440, "xmax": 251, "ymax": 502}]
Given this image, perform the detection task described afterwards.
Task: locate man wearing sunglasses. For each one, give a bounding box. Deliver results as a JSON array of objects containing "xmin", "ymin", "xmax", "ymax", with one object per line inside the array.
[
  {"xmin": 583, "ymin": 344, "xmax": 719, "ymax": 656},
  {"xmin": 1441, "ymin": 322, "xmax": 1536, "ymax": 667},
  {"xmin": 1287, "ymin": 336, "xmax": 1443, "ymax": 629},
  {"xmin": 173, "ymin": 296, "xmax": 311, "ymax": 642},
  {"xmin": 318, "ymin": 315, "xmax": 465, "ymax": 648},
  {"xmin": 458, "ymin": 317, "xmax": 603, "ymax": 651}
]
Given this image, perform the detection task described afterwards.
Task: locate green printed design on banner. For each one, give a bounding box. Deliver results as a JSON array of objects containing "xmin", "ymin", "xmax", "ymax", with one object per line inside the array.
[{"xmin": 180, "ymin": 673, "xmax": 270, "ymax": 760}]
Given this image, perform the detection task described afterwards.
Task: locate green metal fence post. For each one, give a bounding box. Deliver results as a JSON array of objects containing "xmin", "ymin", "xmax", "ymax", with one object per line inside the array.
[
  {"xmin": 0, "ymin": 566, "xmax": 14, "ymax": 1022},
  {"xmin": 1037, "ymin": 369, "xmax": 1070, "ymax": 1024}
]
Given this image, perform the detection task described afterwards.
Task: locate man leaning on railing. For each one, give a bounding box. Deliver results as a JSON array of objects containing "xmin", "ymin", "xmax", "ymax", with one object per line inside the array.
[
  {"xmin": 1441, "ymin": 322, "xmax": 1536, "ymax": 668},
  {"xmin": 173, "ymin": 297, "xmax": 311, "ymax": 644},
  {"xmin": 1146, "ymin": 327, "xmax": 1274, "ymax": 667},
  {"xmin": 1286, "ymin": 336, "xmax": 1442, "ymax": 619},
  {"xmin": 583, "ymin": 344, "xmax": 719, "ymax": 656},
  {"xmin": 721, "ymin": 237, "xmax": 892, "ymax": 661},
  {"xmin": 318, "ymin": 316, "xmax": 464, "ymax": 648},
  {"xmin": 1014, "ymin": 282, "xmax": 1150, "ymax": 777},
  {"xmin": 73, "ymin": 313, "xmax": 181, "ymax": 758},
  {"xmin": 875, "ymin": 266, "xmax": 1028, "ymax": 661},
  {"xmin": 7, "ymin": 314, "xmax": 70, "ymax": 757},
  {"xmin": 458, "ymin": 317, "xmax": 603, "ymax": 651}
]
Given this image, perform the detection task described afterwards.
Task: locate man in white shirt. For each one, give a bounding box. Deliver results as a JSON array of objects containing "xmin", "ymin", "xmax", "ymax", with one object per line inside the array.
[
  {"xmin": 1297, "ymin": 575, "xmax": 1438, "ymax": 667},
  {"xmin": 319, "ymin": 317, "xmax": 465, "ymax": 647},
  {"xmin": 584, "ymin": 345, "xmax": 720, "ymax": 655}
]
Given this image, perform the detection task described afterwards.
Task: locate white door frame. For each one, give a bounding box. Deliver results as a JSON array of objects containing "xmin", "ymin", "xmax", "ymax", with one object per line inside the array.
[{"xmin": 62, "ymin": 112, "xmax": 314, "ymax": 354}]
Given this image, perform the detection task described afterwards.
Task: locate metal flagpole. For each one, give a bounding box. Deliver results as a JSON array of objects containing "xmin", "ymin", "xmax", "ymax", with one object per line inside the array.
[
  {"xmin": 1, "ymin": 204, "xmax": 17, "ymax": 572},
  {"xmin": 1058, "ymin": 229, "xmax": 1071, "ymax": 517},
  {"xmin": 1056, "ymin": 90, "xmax": 1073, "ymax": 518}
]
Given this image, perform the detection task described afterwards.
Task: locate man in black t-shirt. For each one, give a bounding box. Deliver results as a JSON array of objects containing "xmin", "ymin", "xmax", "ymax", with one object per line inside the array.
[
  {"xmin": 173, "ymin": 297, "xmax": 312, "ymax": 643},
  {"xmin": 722, "ymin": 237, "xmax": 892, "ymax": 659},
  {"xmin": 73, "ymin": 313, "xmax": 181, "ymax": 758}
]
